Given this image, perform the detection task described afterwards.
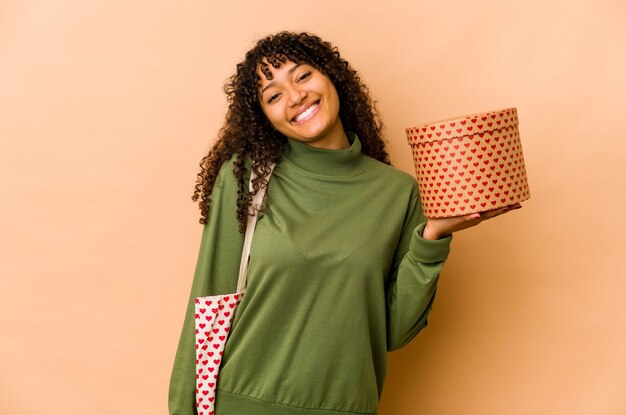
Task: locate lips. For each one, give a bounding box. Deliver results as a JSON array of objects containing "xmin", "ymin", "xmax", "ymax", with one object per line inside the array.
[{"xmin": 291, "ymin": 101, "xmax": 320, "ymax": 124}]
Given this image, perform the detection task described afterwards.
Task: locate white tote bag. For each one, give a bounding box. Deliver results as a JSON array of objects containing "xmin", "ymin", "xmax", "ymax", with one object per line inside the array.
[{"xmin": 194, "ymin": 164, "xmax": 274, "ymax": 415}]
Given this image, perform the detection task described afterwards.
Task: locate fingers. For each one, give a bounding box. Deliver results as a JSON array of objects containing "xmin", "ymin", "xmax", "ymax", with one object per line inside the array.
[
  {"xmin": 429, "ymin": 203, "xmax": 524, "ymax": 237},
  {"xmin": 476, "ymin": 204, "xmax": 522, "ymax": 219},
  {"xmin": 503, "ymin": 203, "xmax": 523, "ymax": 213}
]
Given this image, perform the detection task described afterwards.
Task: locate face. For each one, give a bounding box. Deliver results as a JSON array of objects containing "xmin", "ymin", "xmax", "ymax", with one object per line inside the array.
[{"xmin": 257, "ymin": 60, "xmax": 348, "ymax": 149}]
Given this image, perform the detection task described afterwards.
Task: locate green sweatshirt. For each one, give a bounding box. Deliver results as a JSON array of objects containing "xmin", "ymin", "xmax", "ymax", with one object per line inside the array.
[{"xmin": 169, "ymin": 134, "xmax": 452, "ymax": 415}]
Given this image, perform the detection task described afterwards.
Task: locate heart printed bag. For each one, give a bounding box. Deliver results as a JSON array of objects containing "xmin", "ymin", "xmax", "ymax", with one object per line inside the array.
[{"xmin": 194, "ymin": 163, "xmax": 274, "ymax": 415}]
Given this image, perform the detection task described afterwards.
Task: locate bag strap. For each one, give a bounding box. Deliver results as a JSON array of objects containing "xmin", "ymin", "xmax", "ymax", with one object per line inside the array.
[{"xmin": 236, "ymin": 163, "xmax": 275, "ymax": 292}]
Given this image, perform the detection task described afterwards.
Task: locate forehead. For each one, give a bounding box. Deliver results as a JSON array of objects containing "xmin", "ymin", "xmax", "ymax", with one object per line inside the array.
[
  {"xmin": 257, "ymin": 56, "xmax": 308, "ymax": 84},
  {"xmin": 258, "ymin": 54, "xmax": 288, "ymax": 80}
]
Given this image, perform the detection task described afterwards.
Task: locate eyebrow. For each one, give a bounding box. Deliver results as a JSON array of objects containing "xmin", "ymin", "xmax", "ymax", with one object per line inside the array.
[{"xmin": 260, "ymin": 63, "xmax": 304, "ymax": 95}]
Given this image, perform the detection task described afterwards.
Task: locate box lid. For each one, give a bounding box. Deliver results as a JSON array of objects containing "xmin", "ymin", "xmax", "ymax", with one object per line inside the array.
[{"xmin": 406, "ymin": 107, "xmax": 519, "ymax": 144}]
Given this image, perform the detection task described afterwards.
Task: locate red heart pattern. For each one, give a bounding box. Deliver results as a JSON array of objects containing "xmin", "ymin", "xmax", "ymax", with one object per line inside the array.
[
  {"xmin": 405, "ymin": 108, "xmax": 530, "ymax": 218},
  {"xmin": 194, "ymin": 293, "xmax": 243, "ymax": 415}
]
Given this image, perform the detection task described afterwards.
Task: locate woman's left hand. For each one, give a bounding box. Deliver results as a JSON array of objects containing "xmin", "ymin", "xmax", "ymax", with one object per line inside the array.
[{"xmin": 422, "ymin": 203, "xmax": 522, "ymax": 240}]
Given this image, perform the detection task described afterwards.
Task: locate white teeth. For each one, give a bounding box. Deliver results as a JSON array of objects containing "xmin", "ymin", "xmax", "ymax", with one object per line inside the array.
[{"xmin": 293, "ymin": 103, "xmax": 318, "ymax": 122}]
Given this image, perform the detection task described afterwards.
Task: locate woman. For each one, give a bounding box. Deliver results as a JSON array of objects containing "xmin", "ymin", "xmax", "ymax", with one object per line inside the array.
[{"xmin": 169, "ymin": 31, "xmax": 519, "ymax": 415}]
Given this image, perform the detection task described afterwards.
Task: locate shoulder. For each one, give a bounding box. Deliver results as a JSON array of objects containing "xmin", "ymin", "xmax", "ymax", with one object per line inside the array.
[
  {"xmin": 365, "ymin": 157, "xmax": 420, "ymax": 194},
  {"xmin": 213, "ymin": 156, "xmax": 252, "ymax": 192},
  {"xmin": 203, "ymin": 157, "xmax": 245, "ymax": 222},
  {"xmin": 214, "ymin": 157, "xmax": 236, "ymax": 188}
]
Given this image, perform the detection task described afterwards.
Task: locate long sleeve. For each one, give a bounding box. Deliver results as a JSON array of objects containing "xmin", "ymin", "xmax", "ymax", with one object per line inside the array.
[
  {"xmin": 385, "ymin": 194, "xmax": 452, "ymax": 351},
  {"xmin": 168, "ymin": 163, "xmax": 244, "ymax": 415}
]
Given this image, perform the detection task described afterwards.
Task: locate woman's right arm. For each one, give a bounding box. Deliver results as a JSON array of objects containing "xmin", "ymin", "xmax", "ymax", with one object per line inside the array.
[{"xmin": 168, "ymin": 162, "xmax": 244, "ymax": 415}]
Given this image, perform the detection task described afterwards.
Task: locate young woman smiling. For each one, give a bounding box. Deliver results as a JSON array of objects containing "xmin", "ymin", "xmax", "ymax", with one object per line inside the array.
[
  {"xmin": 258, "ymin": 61, "xmax": 347, "ymax": 150},
  {"xmin": 169, "ymin": 31, "xmax": 519, "ymax": 415}
]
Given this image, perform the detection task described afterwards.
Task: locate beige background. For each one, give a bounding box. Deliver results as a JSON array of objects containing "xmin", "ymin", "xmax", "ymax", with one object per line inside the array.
[{"xmin": 1, "ymin": 0, "xmax": 624, "ymax": 414}]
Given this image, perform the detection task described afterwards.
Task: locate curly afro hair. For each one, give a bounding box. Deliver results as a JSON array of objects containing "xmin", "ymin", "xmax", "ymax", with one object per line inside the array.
[{"xmin": 192, "ymin": 31, "xmax": 390, "ymax": 231}]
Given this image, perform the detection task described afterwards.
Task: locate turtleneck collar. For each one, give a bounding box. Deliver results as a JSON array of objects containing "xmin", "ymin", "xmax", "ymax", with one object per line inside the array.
[{"xmin": 282, "ymin": 132, "xmax": 370, "ymax": 177}]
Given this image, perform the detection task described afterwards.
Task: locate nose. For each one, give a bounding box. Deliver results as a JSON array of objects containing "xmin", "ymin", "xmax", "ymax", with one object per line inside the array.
[{"xmin": 286, "ymin": 86, "xmax": 307, "ymax": 107}]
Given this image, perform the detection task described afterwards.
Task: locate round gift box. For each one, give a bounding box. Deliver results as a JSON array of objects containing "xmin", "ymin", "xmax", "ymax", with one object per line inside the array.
[{"xmin": 405, "ymin": 107, "xmax": 530, "ymax": 218}]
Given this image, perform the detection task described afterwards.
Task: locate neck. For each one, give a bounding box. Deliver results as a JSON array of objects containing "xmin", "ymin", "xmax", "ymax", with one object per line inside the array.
[
  {"xmin": 307, "ymin": 118, "xmax": 350, "ymax": 150},
  {"xmin": 283, "ymin": 132, "xmax": 369, "ymax": 177}
]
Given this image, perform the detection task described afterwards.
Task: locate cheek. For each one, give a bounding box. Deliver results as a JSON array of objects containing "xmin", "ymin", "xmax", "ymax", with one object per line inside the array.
[
  {"xmin": 261, "ymin": 105, "xmax": 282, "ymax": 126},
  {"xmin": 262, "ymin": 108, "xmax": 290, "ymax": 133},
  {"xmin": 326, "ymin": 83, "xmax": 340, "ymax": 111}
]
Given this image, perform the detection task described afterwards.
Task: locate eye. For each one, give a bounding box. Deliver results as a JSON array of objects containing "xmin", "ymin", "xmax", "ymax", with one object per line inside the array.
[
  {"xmin": 297, "ymin": 71, "xmax": 312, "ymax": 82},
  {"xmin": 267, "ymin": 92, "xmax": 281, "ymax": 103}
]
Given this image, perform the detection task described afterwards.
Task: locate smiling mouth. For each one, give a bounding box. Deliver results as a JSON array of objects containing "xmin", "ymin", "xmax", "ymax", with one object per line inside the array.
[{"xmin": 291, "ymin": 101, "xmax": 320, "ymax": 124}]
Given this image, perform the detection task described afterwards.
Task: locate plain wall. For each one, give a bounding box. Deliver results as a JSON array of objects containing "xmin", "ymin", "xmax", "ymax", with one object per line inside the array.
[{"xmin": 1, "ymin": 0, "xmax": 624, "ymax": 414}]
